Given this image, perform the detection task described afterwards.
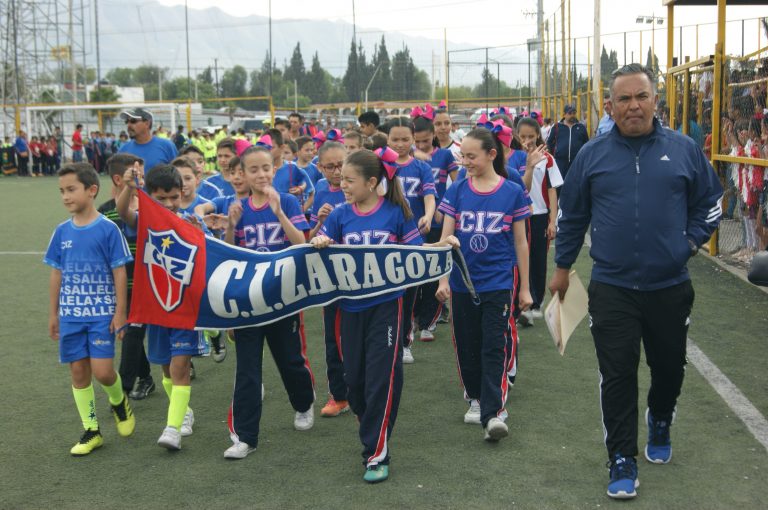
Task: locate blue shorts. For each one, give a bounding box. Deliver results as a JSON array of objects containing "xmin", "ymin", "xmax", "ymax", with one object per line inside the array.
[
  {"xmin": 147, "ymin": 325, "xmax": 205, "ymax": 365},
  {"xmin": 59, "ymin": 320, "xmax": 115, "ymax": 363}
]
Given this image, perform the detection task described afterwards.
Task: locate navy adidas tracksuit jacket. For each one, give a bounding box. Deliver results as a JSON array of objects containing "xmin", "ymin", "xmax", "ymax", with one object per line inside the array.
[
  {"xmin": 546, "ymin": 120, "xmax": 590, "ymax": 178},
  {"xmin": 555, "ymin": 118, "xmax": 723, "ymax": 291}
]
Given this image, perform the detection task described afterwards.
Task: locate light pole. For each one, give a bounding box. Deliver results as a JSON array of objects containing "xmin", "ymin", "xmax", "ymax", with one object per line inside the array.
[
  {"xmin": 364, "ymin": 62, "xmax": 383, "ymax": 112},
  {"xmin": 636, "ymin": 14, "xmax": 665, "ymax": 76}
]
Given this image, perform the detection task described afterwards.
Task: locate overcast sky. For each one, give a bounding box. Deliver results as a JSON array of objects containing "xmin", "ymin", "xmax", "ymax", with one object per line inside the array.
[{"xmin": 157, "ymin": 0, "xmax": 768, "ymax": 67}]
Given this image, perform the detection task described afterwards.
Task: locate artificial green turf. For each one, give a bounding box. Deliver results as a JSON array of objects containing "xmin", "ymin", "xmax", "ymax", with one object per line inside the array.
[{"xmin": 0, "ymin": 176, "xmax": 766, "ymax": 509}]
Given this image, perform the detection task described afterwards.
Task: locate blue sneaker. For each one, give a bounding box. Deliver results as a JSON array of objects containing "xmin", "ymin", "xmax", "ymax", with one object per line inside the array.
[
  {"xmin": 644, "ymin": 408, "xmax": 673, "ymax": 464},
  {"xmin": 607, "ymin": 454, "xmax": 639, "ymax": 499}
]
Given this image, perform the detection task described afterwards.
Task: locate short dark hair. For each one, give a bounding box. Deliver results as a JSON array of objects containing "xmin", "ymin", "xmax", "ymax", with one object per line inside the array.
[
  {"xmin": 58, "ymin": 163, "xmax": 100, "ymax": 195},
  {"xmin": 609, "ymin": 63, "xmax": 656, "ymax": 97},
  {"xmin": 295, "ymin": 136, "xmax": 313, "ymax": 150},
  {"xmin": 171, "ymin": 156, "xmax": 198, "ymax": 175},
  {"xmin": 216, "ymin": 137, "xmax": 236, "ymax": 154},
  {"xmin": 106, "ymin": 153, "xmax": 143, "ymax": 178},
  {"xmin": 358, "ymin": 111, "xmax": 380, "ymax": 127},
  {"xmin": 75, "ymin": 124, "xmax": 83, "ymax": 129},
  {"xmin": 284, "ymin": 139, "xmax": 298, "ymax": 154},
  {"xmin": 267, "ymin": 128, "xmax": 284, "ymax": 147},
  {"xmin": 289, "ymin": 112, "xmax": 304, "ymax": 121},
  {"xmin": 274, "ymin": 118, "xmax": 290, "ymax": 129},
  {"xmin": 145, "ymin": 164, "xmax": 182, "ymax": 193},
  {"xmin": 180, "ymin": 144, "xmax": 204, "ymax": 158}
]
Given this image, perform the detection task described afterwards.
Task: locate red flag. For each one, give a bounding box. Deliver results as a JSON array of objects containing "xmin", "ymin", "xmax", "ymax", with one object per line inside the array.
[{"xmin": 128, "ymin": 189, "xmax": 207, "ymax": 330}]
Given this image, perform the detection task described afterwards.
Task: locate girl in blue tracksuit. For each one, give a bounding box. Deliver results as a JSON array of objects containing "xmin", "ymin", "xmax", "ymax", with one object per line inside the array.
[
  {"xmin": 222, "ymin": 146, "xmax": 315, "ymax": 460},
  {"xmin": 387, "ymin": 117, "xmax": 436, "ymax": 362},
  {"xmin": 311, "ymin": 148, "xmax": 422, "ymax": 484},
  {"xmin": 436, "ymin": 127, "xmax": 532, "ymax": 442}
]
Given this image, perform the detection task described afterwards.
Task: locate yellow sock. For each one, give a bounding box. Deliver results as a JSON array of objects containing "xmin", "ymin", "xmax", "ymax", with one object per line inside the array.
[
  {"xmin": 72, "ymin": 385, "xmax": 98, "ymax": 430},
  {"xmin": 162, "ymin": 376, "xmax": 173, "ymax": 400},
  {"xmin": 167, "ymin": 385, "xmax": 191, "ymax": 429},
  {"xmin": 101, "ymin": 374, "xmax": 125, "ymax": 406}
]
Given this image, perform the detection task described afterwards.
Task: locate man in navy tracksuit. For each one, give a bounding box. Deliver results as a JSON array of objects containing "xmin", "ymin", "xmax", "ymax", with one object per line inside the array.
[
  {"xmin": 546, "ymin": 104, "xmax": 589, "ymax": 181},
  {"xmin": 549, "ymin": 64, "xmax": 723, "ymax": 500}
]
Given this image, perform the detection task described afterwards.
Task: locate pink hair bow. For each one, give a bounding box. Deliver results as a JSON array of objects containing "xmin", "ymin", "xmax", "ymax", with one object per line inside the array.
[
  {"xmin": 491, "ymin": 106, "xmax": 513, "ymax": 118},
  {"xmin": 326, "ymin": 128, "xmax": 344, "ymax": 143},
  {"xmin": 374, "ymin": 146, "xmax": 399, "ymax": 180},
  {"xmin": 256, "ymin": 134, "xmax": 273, "ymax": 150},
  {"xmin": 235, "ymin": 139, "xmax": 253, "ymax": 157},
  {"xmin": 312, "ymin": 131, "xmax": 326, "ymax": 149},
  {"xmin": 410, "ymin": 103, "xmax": 435, "ymax": 121},
  {"xmin": 437, "ymin": 100, "xmax": 447, "ymax": 110},
  {"xmin": 490, "ymin": 120, "xmax": 513, "ymax": 148},
  {"xmin": 476, "ymin": 113, "xmax": 494, "ymax": 129}
]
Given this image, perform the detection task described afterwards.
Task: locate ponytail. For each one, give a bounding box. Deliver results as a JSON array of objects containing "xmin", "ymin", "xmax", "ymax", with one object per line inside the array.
[
  {"xmin": 465, "ymin": 128, "xmax": 508, "ymax": 179},
  {"xmin": 346, "ymin": 148, "xmax": 413, "ymax": 220}
]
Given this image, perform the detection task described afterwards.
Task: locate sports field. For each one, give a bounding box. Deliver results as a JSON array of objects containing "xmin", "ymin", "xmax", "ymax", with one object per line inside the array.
[{"xmin": 1, "ymin": 176, "xmax": 766, "ymax": 509}]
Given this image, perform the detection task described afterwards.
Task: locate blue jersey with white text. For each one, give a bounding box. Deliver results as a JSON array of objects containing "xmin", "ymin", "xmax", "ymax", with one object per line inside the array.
[
  {"xmin": 438, "ymin": 177, "xmax": 530, "ymax": 293},
  {"xmin": 456, "ymin": 165, "xmax": 532, "ymax": 206},
  {"xmin": 234, "ymin": 193, "xmax": 309, "ymax": 252},
  {"xmin": 309, "ymin": 184, "xmax": 346, "ymax": 228},
  {"xmin": 43, "ymin": 215, "xmax": 133, "ymax": 322},
  {"xmin": 320, "ymin": 198, "xmax": 422, "ymax": 311},
  {"xmin": 396, "ymin": 157, "xmax": 436, "ymax": 222}
]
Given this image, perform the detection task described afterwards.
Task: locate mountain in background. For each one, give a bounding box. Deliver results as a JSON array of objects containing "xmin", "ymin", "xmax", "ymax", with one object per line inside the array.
[{"xmin": 94, "ymin": 1, "xmax": 532, "ymax": 86}]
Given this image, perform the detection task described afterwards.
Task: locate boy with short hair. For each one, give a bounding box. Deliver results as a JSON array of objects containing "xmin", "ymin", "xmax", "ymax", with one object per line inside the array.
[
  {"xmin": 117, "ymin": 164, "xmax": 206, "ymax": 450},
  {"xmin": 267, "ymin": 129, "xmax": 314, "ymax": 211},
  {"xmin": 342, "ymin": 131, "xmax": 363, "ymax": 154},
  {"xmin": 294, "ymin": 136, "xmax": 322, "ymax": 185},
  {"xmin": 99, "ymin": 154, "xmax": 156, "ymax": 401},
  {"xmin": 172, "ymin": 156, "xmax": 211, "ymax": 214},
  {"xmin": 197, "ymin": 139, "xmax": 237, "ymax": 201},
  {"xmin": 45, "ymin": 162, "xmax": 135, "ymax": 456}
]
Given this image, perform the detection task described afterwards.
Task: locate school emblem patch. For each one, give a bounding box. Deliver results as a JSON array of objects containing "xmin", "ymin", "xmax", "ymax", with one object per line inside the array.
[{"xmin": 143, "ymin": 229, "xmax": 198, "ymax": 312}]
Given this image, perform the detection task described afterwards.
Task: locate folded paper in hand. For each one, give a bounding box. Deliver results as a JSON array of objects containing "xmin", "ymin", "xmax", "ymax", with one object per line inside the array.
[{"xmin": 544, "ymin": 271, "xmax": 588, "ymax": 355}]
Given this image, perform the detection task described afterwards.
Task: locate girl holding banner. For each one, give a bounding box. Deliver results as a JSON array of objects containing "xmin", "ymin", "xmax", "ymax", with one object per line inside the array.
[
  {"xmin": 222, "ymin": 146, "xmax": 316, "ymax": 460},
  {"xmin": 311, "ymin": 148, "xmax": 424, "ymax": 484},
  {"xmin": 436, "ymin": 128, "xmax": 533, "ymax": 442}
]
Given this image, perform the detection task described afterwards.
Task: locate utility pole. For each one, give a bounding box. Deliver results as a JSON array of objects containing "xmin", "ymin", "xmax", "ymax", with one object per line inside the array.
[
  {"xmin": 268, "ymin": 0, "xmax": 272, "ymax": 104},
  {"xmin": 95, "ymin": 0, "xmax": 101, "ymax": 90},
  {"xmin": 185, "ymin": 0, "xmax": 191, "ymax": 99},
  {"xmin": 352, "ymin": 0, "xmax": 359, "ymax": 105},
  {"xmin": 537, "ymin": 0, "xmax": 544, "ymax": 99},
  {"xmin": 214, "ymin": 58, "xmax": 219, "ymax": 97},
  {"xmin": 68, "ymin": 0, "xmax": 76, "ymax": 106}
]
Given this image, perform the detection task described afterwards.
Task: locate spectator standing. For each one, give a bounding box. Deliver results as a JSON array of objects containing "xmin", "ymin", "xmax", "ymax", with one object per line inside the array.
[
  {"xmin": 117, "ymin": 108, "xmax": 178, "ymax": 174},
  {"xmin": 71, "ymin": 124, "xmax": 84, "ymax": 162},
  {"xmin": 546, "ymin": 105, "xmax": 589, "ymax": 181}
]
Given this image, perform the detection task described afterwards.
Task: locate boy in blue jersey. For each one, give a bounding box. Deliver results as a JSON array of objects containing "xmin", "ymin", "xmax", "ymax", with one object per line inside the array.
[
  {"xmin": 172, "ymin": 156, "xmax": 211, "ymax": 215},
  {"xmin": 117, "ymin": 164, "xmax": 207, "ymax": 451},
  {"xmin": 295, "ymin": 136, "xmax": 323, "ymax": 186},
  {"xmin": 198, "ymin": 138, "xmax": 237, "ymax": 201},
  {"xmin": 45, "ymin": 163, "xmax": 136, "ymax": 456},
  {"xmin": 99, "ymin": 154, "xmax": 156, "ymax": 401},
  {"xmin": 265, "ymin": 129, "xmax": 315, "ymax": 210}
]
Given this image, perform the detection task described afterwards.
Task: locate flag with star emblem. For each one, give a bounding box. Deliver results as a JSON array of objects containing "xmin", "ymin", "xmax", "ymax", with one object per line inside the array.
[{"xmin": 129, "ymin": 189, "xmax": 207, "ymax": 329}]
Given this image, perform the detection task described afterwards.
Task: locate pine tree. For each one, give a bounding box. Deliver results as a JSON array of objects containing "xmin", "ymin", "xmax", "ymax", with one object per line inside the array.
[
  {"xmin": 342, "ymin": 39, "xmax": 362, "ymax": 102},
  {"xmin": 307, "ymin": 52, "xmax": 330, "ymax": 104},
  {"xmin": 284, "ymin": 43, "xmax": 306, "ymax": 93}
]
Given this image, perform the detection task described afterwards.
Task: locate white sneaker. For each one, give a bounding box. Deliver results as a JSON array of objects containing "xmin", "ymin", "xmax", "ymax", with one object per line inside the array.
[
  {"xmin": 530, "ymin": 308, "xmax": 543, "ymax": 319},
  {"xmin": 157, "ymin": 426, "xmax": 181, "ymax": 450},
  {"xmin": 224, "ymin": 441, "xmax": 256, "ymax": 459},
  {"xmin": 402, "ymin": 347, "xmax": 414, "ymax": 364},
  {"xmin": 294, "ymin": 406, "xmax": 314, "ymax": 431},
  {"xmin": 484, "ymin": 417, "xmax": 509, "ymax": 442},
  {"xmin": 180, "ymin": 408, "xmax": 194, "ymax": 437},
  {"xmin": 261, "ymin": 383, "xmax": 265, "ymax": 401},
  {"xmin": 419, "ymin": 329, "xmax": 435, "ymax": 341},
  {"xmin": 464, "ymin": 400, "xmax": 481, "ymax": 424}
]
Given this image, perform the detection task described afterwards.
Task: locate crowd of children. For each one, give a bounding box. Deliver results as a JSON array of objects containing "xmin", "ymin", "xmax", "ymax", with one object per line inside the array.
[{"xmin": 46, "ymin": 104, "xmax": 568, "ymax": 485}]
